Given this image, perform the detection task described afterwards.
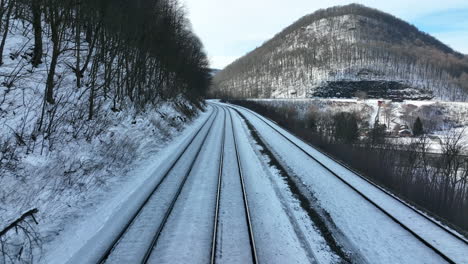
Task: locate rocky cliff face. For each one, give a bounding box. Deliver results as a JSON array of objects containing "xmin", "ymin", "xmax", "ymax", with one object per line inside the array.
[{"xmin": 212, "ymin": 4, "xmax": 468, "ymax": 101}]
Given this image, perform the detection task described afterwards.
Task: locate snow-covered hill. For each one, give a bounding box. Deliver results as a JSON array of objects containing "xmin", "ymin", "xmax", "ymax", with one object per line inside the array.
[{"xmin": 212, "ymin": 4, "xmax": 468, "ymax": 101}]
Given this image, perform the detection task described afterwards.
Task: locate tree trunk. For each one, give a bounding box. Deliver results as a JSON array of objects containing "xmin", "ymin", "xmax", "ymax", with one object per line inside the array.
[
  {"xmin": 0, "ymin": 0, "xmax": 7, "ymax": 35},
  {"xmin": 45, "ymin": 8, "xmax": 61, "ymax": 104},
  {"xmin": 80, "ymin": 24, "xmax": 99, "ymax": 78},
  {"xmin": 88, "ymin": 84, "xmax": 94, "ymax": 120},
  {"xmin": 31, "ymin": 0, "xmax": 43, "ymax": 67},
  {"xmin": 88, "ymin": 55, "xmax": 99, "ymax": 120},
  {"xmin": 75, "ymin": 5, "xmax": 81, "ymax": 88},
  {"xmin": 0, "ymin": 1, "xmax": 13, "ymax": 66},
  {"xmin": 46, "ymin": 45, "xmax": 58, "ymax": 104}
]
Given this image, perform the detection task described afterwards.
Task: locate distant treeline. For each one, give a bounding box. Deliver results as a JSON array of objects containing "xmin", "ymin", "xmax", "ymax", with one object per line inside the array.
[
  {"xmin": 212, "ymin": 4, "xmax": 468, "ymax": 101},
  {"xmin": 1, "ymin": 0, "xmax": 210, "ymax": 115}
]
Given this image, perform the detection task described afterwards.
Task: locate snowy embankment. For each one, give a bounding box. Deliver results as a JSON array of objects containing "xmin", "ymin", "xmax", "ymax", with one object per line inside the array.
[
  {"xmin": 227, "ymin": 103, "xmax": 468, "ymax": 264},
  {"xmin": 0, "ymin": 104, "xmax": 210, "ymax": 263},
  {"xmin": 0, "ymin": 17, "xmax": 207, "ymax": 262},
  {"xmin": 46, "ymin": 107, "xmax": 212, "ymax": 264}
]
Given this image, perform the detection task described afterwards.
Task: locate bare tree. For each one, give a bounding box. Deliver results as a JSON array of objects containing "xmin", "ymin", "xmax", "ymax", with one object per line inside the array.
[
  {"xmin": 0, "ymin": 0, "xmax": 14, "ymax": 65},
  {"xmin": 31, "ymin": 0, "xmax": 42, "ymax": 67}
]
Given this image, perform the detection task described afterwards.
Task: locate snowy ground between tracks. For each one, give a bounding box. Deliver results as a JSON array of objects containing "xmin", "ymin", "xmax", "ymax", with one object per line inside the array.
[
  {"xmin": 231, "ymin": 109, "xmax": 342, "ymax": 264},
  {"xmin": 1, "ymin": 101, "xmax": 211, "ymax": 263}
]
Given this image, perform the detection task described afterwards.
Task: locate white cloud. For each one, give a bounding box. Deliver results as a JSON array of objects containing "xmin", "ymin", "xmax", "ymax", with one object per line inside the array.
[{"xmin": 181, "ymin": 0, "xmax": 468, "ymax": 68}]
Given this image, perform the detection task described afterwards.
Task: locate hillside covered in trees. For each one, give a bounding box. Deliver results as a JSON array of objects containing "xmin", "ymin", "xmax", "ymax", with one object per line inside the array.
[
  {"xmin": 0, "ymin": 0, "xmax": 211, "ymax": 169},
  {"xmin": 212, "ymin": 4, "xmax": 468, "ymax": 101},
  {"xmin": 0, "ymin": 0, "xmax": 210, "ymax": 260}
]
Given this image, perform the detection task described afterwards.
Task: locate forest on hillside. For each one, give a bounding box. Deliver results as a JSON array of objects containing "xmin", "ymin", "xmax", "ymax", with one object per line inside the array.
[
  {"xmin": 0, "ymin": 0, "xmax": 210, "ymax": 261},
  {"xmin": 212, "ymin": 4, "xmax": 468, "ymax": 101},
  {"xmin": 0, "ymin": 0, "xmax": 211, "ymax": 158},
  {"xmin": 1, "ymin": 0, "xmax": 210, "ymax": 109}
]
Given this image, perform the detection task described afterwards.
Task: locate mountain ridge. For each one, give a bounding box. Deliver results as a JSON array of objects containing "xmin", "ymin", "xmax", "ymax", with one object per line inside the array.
[{"xmin": 212, "ymin": 4, "xmax": 468, "ymax": 101}]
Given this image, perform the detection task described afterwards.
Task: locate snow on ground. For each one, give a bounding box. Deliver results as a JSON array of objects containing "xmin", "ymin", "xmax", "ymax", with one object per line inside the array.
[
  {"xmin": 231, "ymin": 108, "xmax": 343, "ymax": 263},
  {"xmin": 41, "ymin": 106, "xmax": 212, "ymax": 264},
  {"xmin": 230, "ymin": 103, "xmax": 468, "ymax": 263},
  {"xmin": 146, "ymin": 108, "xmax": 223, "ymax": 263},
  {"xmin": 216, "ymin": 109, "xmax": 254, "ymax": 263},
  {"xmin": 230, "ymin": 108, "xmax": 315, "ymax": 264},
  {"xmin": 1, "ymin": 103, "xmax": 210, "ymax": 263},
  {"xmin": 65, "ymin": 104, "xmax": 342, "ymax": 264}
]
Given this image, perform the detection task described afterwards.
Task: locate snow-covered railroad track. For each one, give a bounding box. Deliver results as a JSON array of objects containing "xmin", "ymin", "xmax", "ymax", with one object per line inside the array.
[
  {"xmin": 224, "ymin": 102, "xmax": 468, "ymax": 264},
  {"xmin": 75, "ymin": 105, "xmax": 270, "ymax": 264},
  {"xmin": 63, "ymin": 104, "xmax": 348, "ymax": 263},
  {"xmin": 96, "ymin": 107, "xmax": 219, "ymax": 263},
  {"xmin": 210, "ymin": 106, "xmax": 226, "ymax": 264},
  {"xmin": 210, "ymin": 108, "xmax": 258, "ymax": 264},
  {"xmin": 228, "ymin": 108, "xmax": 259, "ymax": 264}
]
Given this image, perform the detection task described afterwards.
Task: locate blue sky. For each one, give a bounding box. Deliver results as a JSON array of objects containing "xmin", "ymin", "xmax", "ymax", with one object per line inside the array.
[
  {"xmin": 413, "ymin": 9, "xmax": 468, "ymax": 33},
  {"xmin": 181, "ymin": 0, "xmax": 468, "ymax": 69},
  {"xmin": 412, "ymin": 8, "xmax": 468, "ymax": 55}
]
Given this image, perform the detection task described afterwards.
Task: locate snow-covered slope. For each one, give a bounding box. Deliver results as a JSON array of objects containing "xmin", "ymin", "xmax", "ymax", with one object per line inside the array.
[
  {"xmin": 212, "ymin": 4, "xmax": 468, "ymax": 101},
  {"xmin": 0, "ymin": 19, "xmax": 204, "ymax": 255},
  {"xmin": 0, "ymin": 0, "xmax": 209, "ymax": 260}
]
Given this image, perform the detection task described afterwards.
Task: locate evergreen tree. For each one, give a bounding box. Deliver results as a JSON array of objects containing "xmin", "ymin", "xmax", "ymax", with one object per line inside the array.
[
  {"xmin": 370, "ymin": 123, "xmax": 387, "ymax": 144},
  {"xmin": 333, "ymin": 112, "xmax": 359, "ymax": 143},
  {"xmin": 413, "ymin": 117, "xmax": 424, "ymax": 136}
]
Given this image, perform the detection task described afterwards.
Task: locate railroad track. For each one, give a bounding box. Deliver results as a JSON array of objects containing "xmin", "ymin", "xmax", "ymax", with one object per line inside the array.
[
  {"xmin": 225, "ymin": 102, "xmax": 468, "ymax": 264},
  {"xmin": 210, "ymin": 106, "xmax": 258, "ymax": 264},
  {"xmin": 98, "ymin": 106, "xmax": 219, "ymax": 263},
  {"xmin": 210, "ymin": 106, "xmax": 226, "ymax": 263},
  {"xmin": 98, "ymin": 105, "xmax": 259, "ymax": 263}
]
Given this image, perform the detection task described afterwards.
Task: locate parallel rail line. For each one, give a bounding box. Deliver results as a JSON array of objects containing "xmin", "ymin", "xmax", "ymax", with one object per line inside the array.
[
  {"xmin": 210, "ymin": 107, "xmax": 226, "ymax": 264},
  {"xmin": 228, "ymin": 108, "xmax": 259, "ymax": 264},
  {"xmin": 141, "ymin": 106, "xmax": 219, "ymax": 263},
  {"xmin": 210, "ymin": 105, "xmax": 259, "ymax": 263},
  {"xmin": 98, "ymin": 106, "xmax": 219, "ymax": 263}
]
